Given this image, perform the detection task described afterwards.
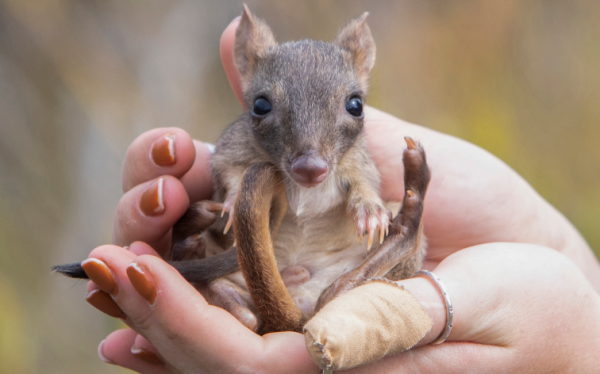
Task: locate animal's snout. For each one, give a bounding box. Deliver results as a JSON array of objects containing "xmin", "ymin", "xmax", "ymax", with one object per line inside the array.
[{"xmin": 291, "ymin": 153, "xmax": 328, "ymax": 188}]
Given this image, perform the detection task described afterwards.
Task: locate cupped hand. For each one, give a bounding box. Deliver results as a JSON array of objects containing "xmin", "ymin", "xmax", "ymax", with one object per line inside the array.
[
  {"xmin": 84, "ymin": 15, "xmax": 600, "ymax": 373},
  {"xmin": 88, "ymin": 242, "xmax": 600, "ymax": 373},
  {"xmin": 346, "ymin": 243, "xmax": 600, "ymax": 373},
  {"xmin": 87, "ymin": 242, "xmax": 317, "ymax": 374}
]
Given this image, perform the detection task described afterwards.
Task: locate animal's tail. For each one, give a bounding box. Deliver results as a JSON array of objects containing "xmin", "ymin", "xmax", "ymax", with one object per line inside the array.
[
  {"xmin": 234, "ymin": 163, "xmax": 304, "ymax": 333},
  {"xmin": 53, "ymin": 247, "xmax": 239, "ymax": 284}
]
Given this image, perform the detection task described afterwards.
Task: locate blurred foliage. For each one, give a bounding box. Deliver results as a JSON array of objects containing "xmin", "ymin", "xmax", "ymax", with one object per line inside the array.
[
  {"xmin": 0, "ymin": 275, "xmax": 32, "ymax": 374},
  {"xmin": 0, "ymin": 0, "xmax": 598, "ymax": 372}
]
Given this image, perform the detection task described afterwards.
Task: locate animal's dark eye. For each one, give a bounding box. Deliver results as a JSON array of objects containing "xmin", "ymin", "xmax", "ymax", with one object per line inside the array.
[
  {"xmin": 346, "ymin": 97, "xmax": 363, "ymax": 117},
  {"xmin": 252, "ymin": 97, "xmax": 272, "ymax": 116}
]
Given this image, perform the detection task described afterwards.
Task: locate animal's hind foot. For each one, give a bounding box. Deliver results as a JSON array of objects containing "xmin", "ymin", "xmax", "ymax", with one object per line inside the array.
[
  {"xmin": 394, "ymin": 136, "xmax": 431, "ymax": 231},
  {"xmin": 383, "ymin": 137, "xmax": 430, "ymax": 280},
  {"xmin": 402, "ymin": 137, "xmax": 430, "ymax": 202},
  {"xmin": 387, "ymin": 137, "xmax": 430, "ymax": 237}
]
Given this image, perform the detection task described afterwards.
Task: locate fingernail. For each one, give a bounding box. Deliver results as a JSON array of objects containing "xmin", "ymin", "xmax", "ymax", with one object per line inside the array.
[
  {"xmin": 150, "ymin": 134, "xmax": 176, "ymax": 166},
  {"xmin": 204, "ymin": 142, "xmax": 216, "ymax": 154},
  {"xmin": 82, "ymin": 259, "xmax": 119, "ymax": 295},
  {"xmin": 127, "ymin": 263, "xmax": 157, "ymax": 305},
  {"xmin": 86, "ymin": 289, "xmax": 127, "ymax": 319},
  {"xmin": 98, "ymin": 340, "xmax": 115, "ymax": 364},
  {"xmin": 139, "ymin": 178, "xmax": 165, "ymax": 216},
  {"xmin": 131, "ymin": 346, "xmax": 165, "ymax": 366}
]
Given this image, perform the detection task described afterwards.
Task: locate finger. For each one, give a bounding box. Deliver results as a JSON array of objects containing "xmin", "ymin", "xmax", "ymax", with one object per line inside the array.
[
  {"xmin": 99, "ymin": 244, "xmax": 317, "ymax": 373},
  {"xmin": 220, "ymin": 16, "xmax": 244, "ymax": 107},
  {"xmin": 397, "ymin": 244, "xmax": 514, "ymax": 349},
  {"xmin": 179, "ymin": 139, "xmax": 214, "ymax": 203},
  {"xmin": 129, "ymin": 241, "xmax": 163, "ymax": 257},
  {"xmin": 347, "ymin": 342, "xmax": 506, "ymax": 374},
  {"xmin": 122, "ymin": 128, "xmax": 196, "ymax": 192},
  {"xmin": 84, "ymin": 244, "xmax": 236, "ymax": 370},
  {"xmin": 85, "ymin": 281, "xmax": 127, "ymax": 320},
  {"xmin": 84, "ymin": 244, "xmax": 163, "ymax": 328},
  {"xmin": 101, "ymin": 329, "xmax": 170, "ymax": 374},
  {"xmin": 348, "ymin": 243, "xmax": 600, "ymax": 373},
  {"xmin": 124, "ymin": 252, "xmax": 264, "ymax": 370},
  {"xmin": 83, "ymin": 245, "xmax": 154, "ymax": 334},
  {"xmin": 113, "ymin": 176, "xmax": 189, "ymax": 256},
  {"xmin": 334, "ymin": 244, "xmax": 514, "ymax": 374}
]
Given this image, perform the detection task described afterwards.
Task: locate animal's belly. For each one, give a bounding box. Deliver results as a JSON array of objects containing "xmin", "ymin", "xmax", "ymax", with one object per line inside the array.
[{"xmin": 271, "ymin": 208, "xmax": 372, "ymax": 318}]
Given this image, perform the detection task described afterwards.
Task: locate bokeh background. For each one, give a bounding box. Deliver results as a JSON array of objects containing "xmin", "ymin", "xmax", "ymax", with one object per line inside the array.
[{"xmin": 1, "ymin": 0, "xmax": 598, "ymax": 372}]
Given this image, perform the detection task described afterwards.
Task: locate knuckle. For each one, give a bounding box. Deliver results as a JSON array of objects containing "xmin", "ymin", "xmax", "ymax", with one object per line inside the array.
[
  {"xmin": 128, "ymin": 309, "xmax": 154, "ymax": 333},
  {"xmin": 163, "ymin": 325, "xmax": 186, "ymax": 346}
]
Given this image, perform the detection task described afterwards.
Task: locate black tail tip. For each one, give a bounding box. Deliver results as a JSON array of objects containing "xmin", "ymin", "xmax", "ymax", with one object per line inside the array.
[{"xmin": 52, "ymin": 262, "xmax": 89, "ymax": 279}]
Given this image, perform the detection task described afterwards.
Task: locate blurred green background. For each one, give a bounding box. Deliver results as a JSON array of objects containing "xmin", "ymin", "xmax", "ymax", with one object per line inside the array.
[{"xmin": 0, "ymin": 0, "xmax": 598, "ymax": 373}]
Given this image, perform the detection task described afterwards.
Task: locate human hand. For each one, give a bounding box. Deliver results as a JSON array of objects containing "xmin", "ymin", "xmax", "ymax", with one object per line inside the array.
[
  {"xmin": 84, "ymin": 15, "xmax": 600, "ymax": 373},
  {"xmin": 345, "ymin": 243, "xmax": 600, "ymax": 373},
  {"xmin": 87, "ymin": 242, "xmax": 600, "ymax": 373}
]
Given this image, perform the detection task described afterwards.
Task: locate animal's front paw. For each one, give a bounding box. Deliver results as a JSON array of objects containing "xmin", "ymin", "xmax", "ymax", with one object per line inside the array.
[{"xmin": 350, "ymin": 199, "xmax": 390, "ymax": 251}]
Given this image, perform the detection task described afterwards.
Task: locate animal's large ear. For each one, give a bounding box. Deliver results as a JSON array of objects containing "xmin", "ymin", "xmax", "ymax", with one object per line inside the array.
[
  {"xmin": 234, "ymin": 5, "xmax": 276, "ymax": 91},
  {"xmin": 335, "ymin": 12, "xmax": 376, "ymax": 88}
]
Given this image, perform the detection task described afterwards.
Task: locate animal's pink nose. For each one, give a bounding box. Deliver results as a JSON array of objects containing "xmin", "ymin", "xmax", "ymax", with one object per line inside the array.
[{"xmin": 291, "ymin": 154, "xmax": 328, "ymax": 187}]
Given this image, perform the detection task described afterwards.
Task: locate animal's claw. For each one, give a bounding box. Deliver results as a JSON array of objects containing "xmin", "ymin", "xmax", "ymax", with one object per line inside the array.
[
  {"xmin": 223, "ymin": 213, "xmax": 234, "ymax": 235},
  {"xmin": 404, "ymin": 136, "xmax": 417, "ymax": 150},
  {"xmin": 222, "ymin": 196, "xmax": 236, "ymax": 234},
  {"xmin": 353, "ymin": 202, "xmax": 390, "ymax": 251},
  {"xmin": 367, "ymin": 229, "xmax": 373, "ymax": 251}
]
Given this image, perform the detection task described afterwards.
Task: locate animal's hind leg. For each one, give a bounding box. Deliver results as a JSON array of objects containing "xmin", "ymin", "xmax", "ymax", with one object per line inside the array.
[
  {"xmin": 385, "ymin": 137, "xmax": 429, "ymax": 280},
  {"xmin": 316, "ymin": 137, "xmax": 430, "ymax": 309}
]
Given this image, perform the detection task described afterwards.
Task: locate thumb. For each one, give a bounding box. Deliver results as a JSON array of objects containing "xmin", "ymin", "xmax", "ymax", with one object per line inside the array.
[
  {"xmin": 220, "ymin": 16, "xmax": 245, "ymax": 108},
  {"xmin": 346, "ymin": 243, "xmax": 600, "ymax": 373}
]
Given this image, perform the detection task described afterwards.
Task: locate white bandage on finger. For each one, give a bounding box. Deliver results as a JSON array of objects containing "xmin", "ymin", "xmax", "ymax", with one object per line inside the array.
[{"xmin": 304, "ymin": 279, "xmax": 433, "ymax": 371}]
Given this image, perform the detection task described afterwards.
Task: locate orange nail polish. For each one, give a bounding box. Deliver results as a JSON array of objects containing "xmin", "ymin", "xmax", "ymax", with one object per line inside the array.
[
  {"xmin": 131, "ymin": 347, "xmax": 164, "ymax": 366},
  {"xmin": 86, "ymin": 289, "xmax": 126, "ymax": 319},
  {"xmin": 127, "ymin": 263, "xmax": 157, "ymax": 305},
  {"xmin": 139, "ymin": 178, "xmax": 165, "ymax": 216},
  {"xmin": 131, "ymin": 348, "xmax": 165, "ymax": 365},
  {"xmin": 150, "ymin": 134, "xmax": 176, "ymax": 166},
  {"xmin": 82, "ymin": 259, "xmax": 119, "ymax": 295}
]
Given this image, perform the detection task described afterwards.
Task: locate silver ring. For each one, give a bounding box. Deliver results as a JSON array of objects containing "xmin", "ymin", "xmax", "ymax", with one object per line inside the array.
[{"xmin": 414, "ymin": 270, "xmax": 453, "ymax": 345}]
